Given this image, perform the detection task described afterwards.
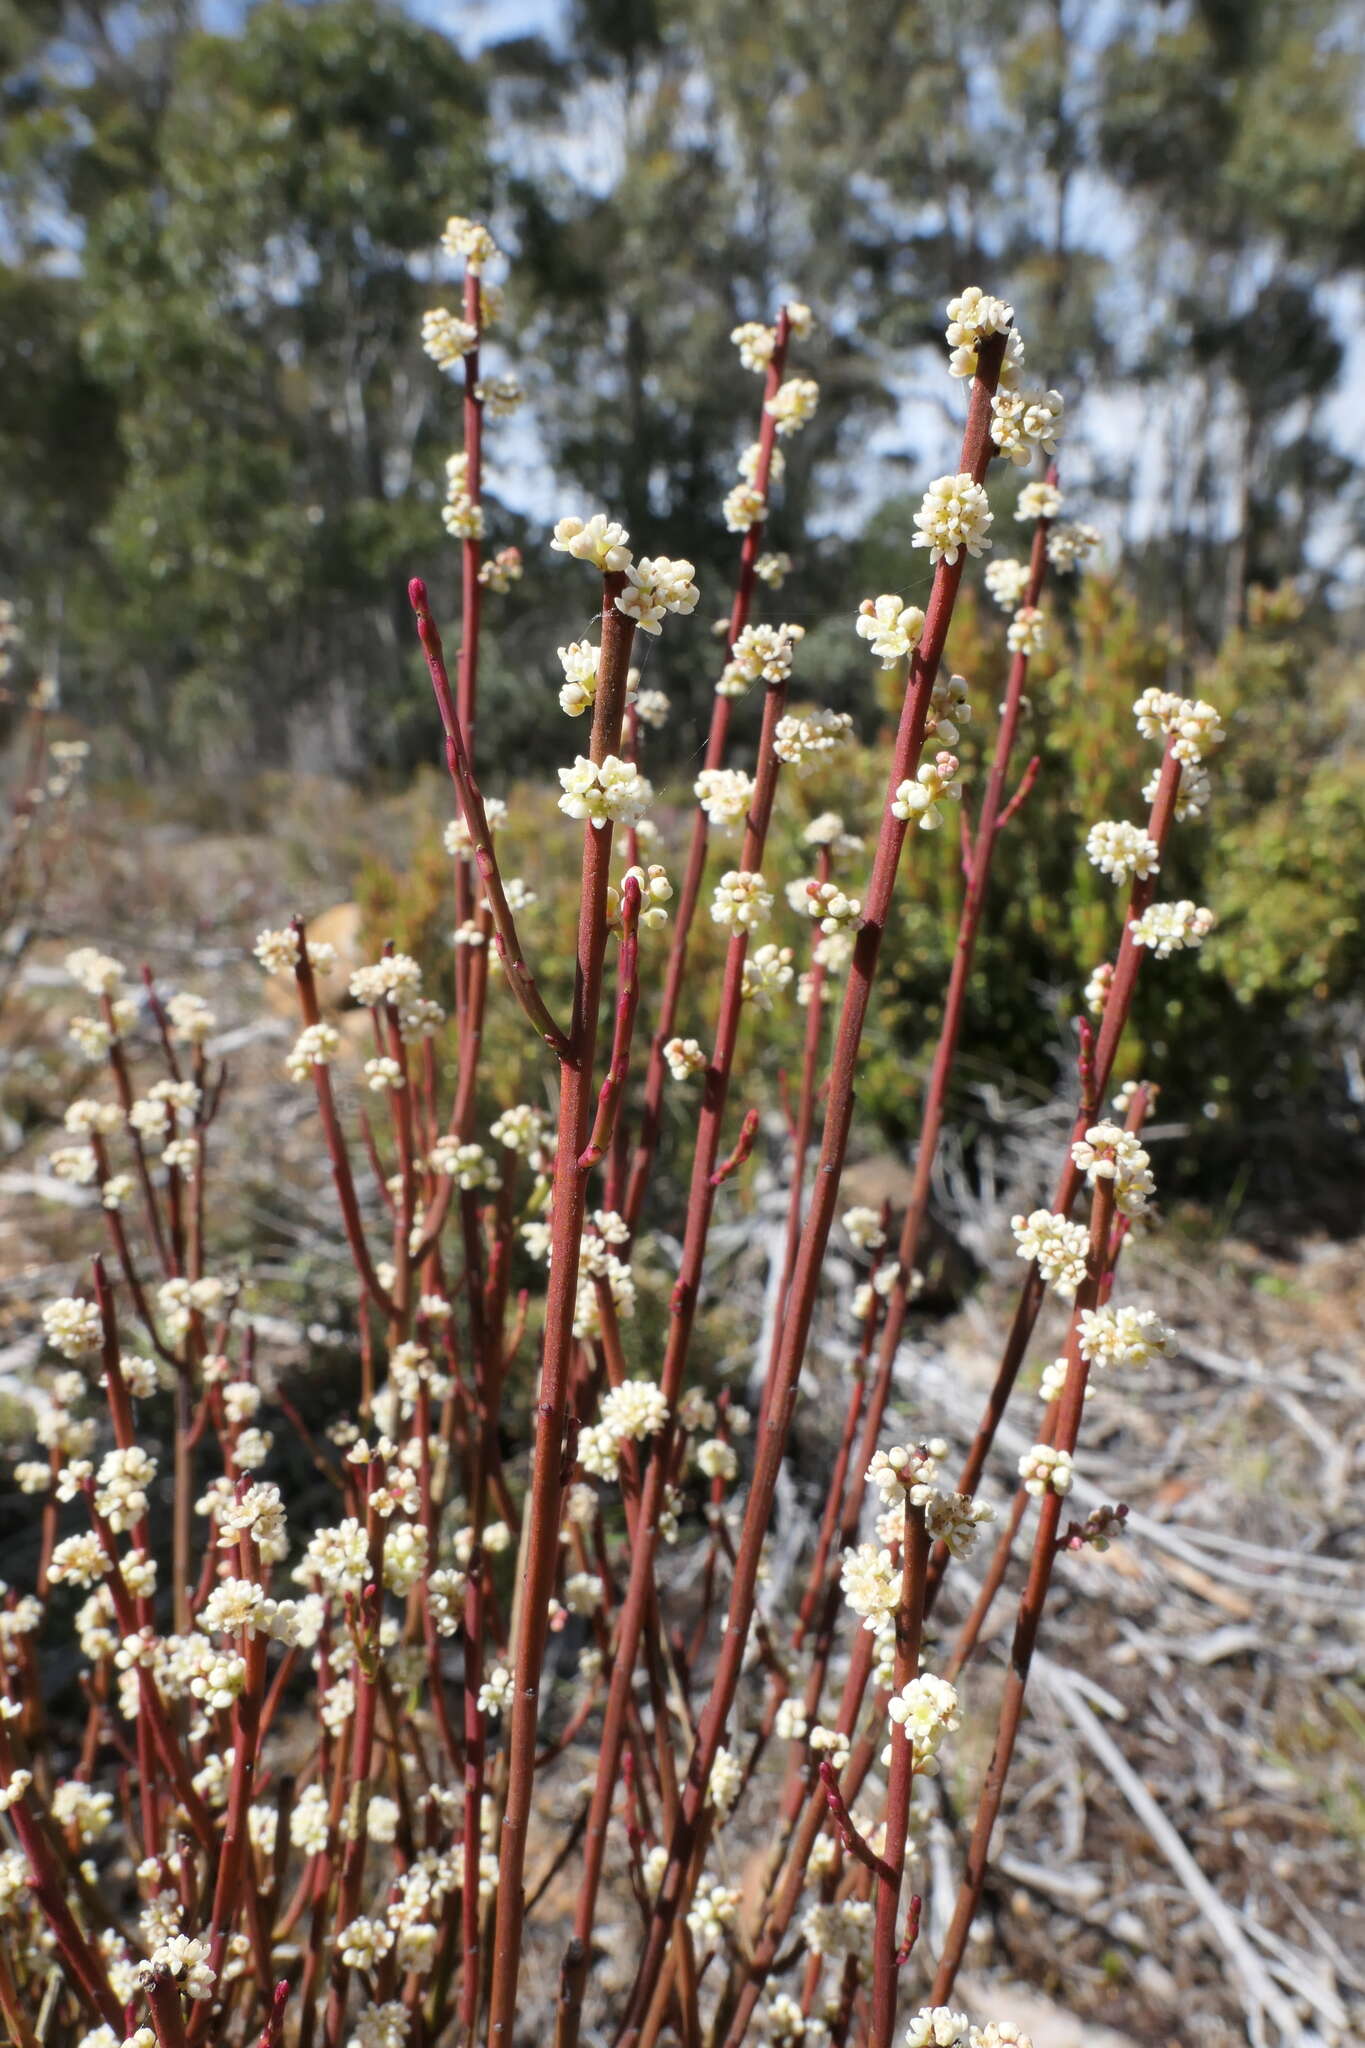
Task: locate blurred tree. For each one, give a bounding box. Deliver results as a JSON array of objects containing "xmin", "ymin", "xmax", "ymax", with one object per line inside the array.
[{"xmin": 1, "ymin": 0, "xmax": 488, "ymax": 764}]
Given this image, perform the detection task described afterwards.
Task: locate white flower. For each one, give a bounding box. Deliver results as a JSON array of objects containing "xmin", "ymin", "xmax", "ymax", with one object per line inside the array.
[
  {"xmin": 842, "ymin": 1205, "xmax": 885, "ymax": 1252},
  {"xmin": 1019, "ymin": 1443, "xmax": 1073, "ymax": 1497},
  {"xmin": 705, "ymin": 1746, "xmax": 743, "ymax": 1818},
  {"xmin": 904, "ymin": 2008, "xmax": 972, "ymax": 2048},
  {"xmin": 839, "ymin": 1542, "xmax": 899, "ymax": 1630},
  {"xmin": 479, "ymin": 545, "xmax": 523, "ymax": 591},
  {"xmin": 773, "ymin": 708, "xmax": 853, "ymax": 775},
  {"xmin": 754, "ymin": 550, "xmax": 791, "ymax": 587},
  {"xmin": 615, "ymin": 555, "xmax": 700, "ymax": 636},
  {"xmin": 476, "ymin": 376, "xmax": 523, "ymax": 419},
  {"xmin": 732, "ymin": 321, "xmax": 777, "ymax": 372},
  {"xmin": 1010, "ymin": 1209, "xmax": 1089, "ymax": 1296},
  {"xmin": 1129, "ymin": 900, "xmax": 1216, "ymax": 956},
  {"xmin": 724, "ymin": 483, "xmax": 766, "ymax": 533},
  {"xmin": 43, "ymin": 1296, "xmax": 102, "ymax": 1359},
  {"xmin": 1006, "ymin": 606, "xmax": 1047, "ymax": 657},
  {"xmin": 924, "ymin": 1489, "xmax": 995, "ymax": 1558},
  {"xmin": 687, "ymin": 1878, "xmax": 741, "ymax": 1944},
  {"xmin": 599, "ymin": 1379, "xmax": 667, "ymax": 1443},
  {"xmin": 551, "ymin": 513, "xmax": 633, "ymax": 573},
  {"xmin": 912, "ymin": 474, "xmax": 993, "ymax": 567},
  {"xmin": 65, "ymin": 947, "xmax": 126, "ymax": 997},
  {"xmin": 442, "ymin": 451, "xmax": 484, "ymax": 540},
  {"xmin": 635, "ymin": 686, "xmax": 670, "ymax": 726},
  {"xmin": 440, "ymin": 215, "xmax": 498, "ymax": 269},
  {"xmin": 866, "ymin": 1441, "xmax": 947, "ymax": 1504},
  {"xmin": 717, "ymin": 621, "xmax": 803, "ymax": 696},
  {"xmin": 696, "ymin": 1439, "xmax": 738, "ymax": 1483},
  {"xmin": 166, "ymin": 992, "xmax": 216, "ymax": 1044},
  {"xmin": 1017, "ymin": 480, "xmax": 1063, "ymax": 523},
  {"xmin": 710, "ymin": 870, "xmax": 771, "ymax": 933},
  {"xmin": 983, "ymin": 558, "xmax": 1031, "ymax": 611},
  {"xmin": 363, "ymin": 1057, "xmax": 404, "ymax": 1093},
  {"xmin": 338, "ymin": 1916, "xmax": 394, "ymax": 1971},
  {"xmin": 1047, "ymin": 522, "xmax": 1100, "ymax": 573},
  {"xmin": 556, "ymin": 640, "xmax": 599, "ymax": 717},
  {"xmin": 285, "ymin": 1022, "xmax": 340, "ymax": 1083},
  {"xmin": 695, "ymin": 767, "xmax": 755, "ymax": 828},
  {"xmin": 49, "ymin": 1535, "xmax": 112, "ymax": 1588},
  {"xmin": 1078, "ymin": 1304, "xmax": 1175, "ymax": 1371},
  {"xmin": 991, "ymin": 387, "xmax": 1064, "ymax": 465},
  {"xmin": 944, "ymin": 286, "xmax": 1014, "ymax": 380},
  {"xmin": 892, "ymin": 751, "xmax": 961, "ymax": 832},
  {"xmin": 929, "ymin": 672, "xmax": 972, "ymax": 746},
  {"xmin": 1133, "ymin": 689, "xmax": 1225, "ymax": 763},
  {"xmin": 664, "ymin": 1036, "xmax": 707, "ymax": 1081},
  {"xmin": 1069, "ymin": 1121, "xmax": 1155, "ymax": 1216},
  {"xmin": 477, "ymin": 1666, "xmax": 514, "ymax": 1718},
  {"xmin": 349, "ymin": 955, "xmax": 422, "ymax": 1007},
  {"xmin": 557, "ymin": 755, "xmax": 653, "ymax": 830},
  {"xmin": 887, "ymin": 1674, "xmax": 960, "ymax": 1774},
  {"xmin": 490, "ymin": 1103, "xmax": 549, "ymax": 1155},
  {"xmin": 1085, "ymin": 820, "xmax": 1160, "ymax": 886},
  {"xmin": 421, "ymin": 307, "xmax": 477, "ymax": 371},
  {"xmin": 854, "ymin": 593, "xmax": 929, "ymax": 674},
  {"xmin": 765, "ymin": 378, "xmax": 819, "ymax": 436}
]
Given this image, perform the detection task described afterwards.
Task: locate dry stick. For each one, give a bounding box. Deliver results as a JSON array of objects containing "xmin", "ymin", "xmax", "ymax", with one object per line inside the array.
[
  {"xmin": 411, "ymin": 578, "xmax": 570, "ymax": 1061},
  {"xmin": 290, "ymin": 926, "xmax": 398, "ymax": 1320},
  {"xmin": 453, "ymin": 264, "xmax": 486, "ymax": 1032},
  {"xmin": 562, "ymin": 672, "xmax": 793, "ymax": 2017},
  {"xmin": 869, "ymin": 1507, "xmax": 930, "ymax": 2048},
  {"xmin": 930, "ymin": 1171, "xmax": 1116, "ymax": 2001},
  {"xmin": 816, "ymin": 482, "xmax": 1055, "ymax": 1615},
  {"xmin": 927, "ymin": 739, "xmax": 1183, "ymax": 1562},
  {"xmin": 483, "ymin": 582, "xmax": 639, "ymax": 2048},
  {"xmin": 622, "ymin": 306, "xmax": 794, "ymax": 1234},
  {"xmin": 615, "ymin": 332, "xmax": 1010, "ymax": 2048}
]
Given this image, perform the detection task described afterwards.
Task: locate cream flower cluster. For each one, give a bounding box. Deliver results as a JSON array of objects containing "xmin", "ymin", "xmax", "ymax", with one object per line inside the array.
[
  {"xmin": 421, "ymin": 307, "xmax": 475, "ymax": 374},
  {"xmin": 442, "ymin": 451, "xmax": 484, "ymax": 540},
  {"xmin": 984, "ymin": 558, "xmax": 1030, "ymax": 611},
  {"xmin": 1006, "ymin": 606, "xmax": 1047, "ymax": 657},
  {"xmin": 557, "ymin": 755, "xmax": 653, "ymax": 830},
  {"xmin": 1010, "ymin": 1209, "xmax": 1089, "ymax": 1295},
  {"xmin": 741, "ymin": 943, "xmax": 795, "ymax": 1008},
  {"xmin": 1079, "ymin": 1303, "xmax": 1175, "ymax": 1370},
  {"xmin": 43, "ymin": 1296, "xmax": 103, "ymax": 1360},
  {"xmin": 839, "ymin": 1541, "xmax": 899, "ymax": 1631},
  {"xmin": 886, "ymin": 1673, "xmax": 961, "ymax": 1774},
  {"xmin": 479, "ymin": 545, "xmax": 524, "ymax": 595},
  {"xmin": 1070, "ymin": 1120, "xmax": 1155, "ymax": 1218},
  {"xmin": 664, "ymin": 1035, "xmax": 707, "ymax": 1081},
  {"xmin": 608, "ymin": 863, "xmax": 673, "ymax": 930},
  {"xmin": 1130, "ymin": 899, "xmax": 1216, "ymax": 955},
  {"xmin": 765, "ymin": 377, "xmax": 820, "ymax": 437},
  {"xmin": 557, "ymin": 640, "xmax": 598, "ymax": 716},
  {"xmin": 913, "ymin": 473, "xmax": 993, "ymax": 567},
  {"xmin": 773, "ymin": 707, "xmax": 853, "ymax": 775},
  {"xmin": 842, "ymin": 1205, "xmax": 886, "ymax": 1252},
  {"xmin": 475, "ymin": 376, "xmax": 523, "ymax": 420},
  {"xmin": 1134, "ymin": 689, "xmax": 1226, "ymax": 764},
  {"xmin": 617, "ymin": 555, "xmax": 700, "ymax": 635},
  {"xmin": 349, "ymin": 954, "xmax": 423, "ymax": 1008},
  {"xmin": 1017, "ymin": 479, "xmax": 1063, "ymax": 523},
  {"xmin": 797, "ymin": 878, "xmax": 861, "ymax": 935},
  {"xmin": 732, "ymin": 321, "xmax": 778, "ymax": 372},
  {"xmin": 925, "ymin": 1488, "xmax": 996, "ymax": 1558},
  {"xmin": 550, "ymin": 513, "xmax": 632, "ymax": 573},
  {"xmin": 855, "ymin": 590, "xmax": 925, "ymax": 673},
  {"xmin": 755, "ymin": 550, "xmax": 792, "ymax": 587},
  {"xmin": 990, "ymin": 386, "xmax": 1064, "ymax": 464},
  {"xmin": 286, "ymin": 1022, "xmax": 340, "ymax": 1083},
  {"xmin": 1086, "ymin": 819, "xmax": 1160, "ymax": 886},
  {"xmin": 710, "ymin": 869, "xmax": 771, "ymax": 933},
  {"xmin": 866, "ymin": 1440, "xmax": 948, "ymax": 1505},
  {"xmin": 944, "ymin": 287, "xmax": 1018, "ymax": 383},
  {"xmin": 1047, "ymin": 521, "xmax": 1100, "ymax": 573},
  {"xmin": 718, "ymin": 621, "xmax": 804, "ymax": 695},
  {"xmin": 1019, "ymin": 1443, "xmax": 1073, "ymax": 1497},
  {"xmin": 928, "ymin": 672, "xmax": 972, "ymax": 746},
  {"xmin": 695, "ymin": 767, "xmax": 755, "ymax": 828},
  {"xmin": 892, "ymin": 750, "xmax": 960, "ymax": 832},
  {"xmin": 441, "ymin": 215, "xmax": 499, "ymax": 271},
  {"xmin": 905, "ymin": 2010, "xmax": 1034, "ymax": 2048}
]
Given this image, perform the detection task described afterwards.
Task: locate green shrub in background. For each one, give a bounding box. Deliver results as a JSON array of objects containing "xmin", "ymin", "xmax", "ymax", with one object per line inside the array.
[{"xmin": 359, "ymin": 571, "xmax": 1364, "ymax": 1227}]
